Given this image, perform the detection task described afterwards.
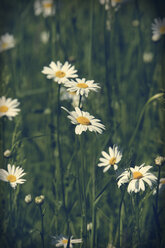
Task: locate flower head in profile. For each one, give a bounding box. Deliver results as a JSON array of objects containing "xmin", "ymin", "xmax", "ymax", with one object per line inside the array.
[
  {"xmin": 0, "ymin": 164, "xmax": 26, "ymax": 189},
  {"xmin": 152, "ymin": 18, "xmax": 165, "ymax": 41},
  {"xmin": 0, "ymin": 33, "xmax": 15, "ymax": 53},
  {"xmin": 153, "ymin": 178, "xmax": 165, "ymax": 195},
  {"xmin": 98, "ymin": 145, "xmax": 122, "ymax": 173},
  {"xmin": 155, "ymin": 156, "xmax": 165, "ymax": 166},
  {"xmin": 52, "ymin": 235, "xmax": 82, "ymax": 248},
  {"xmin": 42, "ymin": 61, "xmax": 78, "ymax": 84},
  {"xmin": 0, "ymin": 96, "xmax": 20, "ymax": 120},
  {"xmin": 64, "ymin": 78, "xmax": 100, "ymax": 97},
  {"xmin": 34, "ymin": 0, "xmax": 55, "ymax": 17},
  {"xmin": 117, "ymin": 164, "xmax": 157, "ymax": 193},
  {"xmin": 62, "ymin": 106, "xmax": 105, "ymax": 135}
]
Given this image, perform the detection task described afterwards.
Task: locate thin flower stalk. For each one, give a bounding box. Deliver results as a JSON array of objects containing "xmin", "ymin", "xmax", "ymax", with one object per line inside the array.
[{"xmin": 39, "ymin": 205, "xmax": 45, "ymax": 248}]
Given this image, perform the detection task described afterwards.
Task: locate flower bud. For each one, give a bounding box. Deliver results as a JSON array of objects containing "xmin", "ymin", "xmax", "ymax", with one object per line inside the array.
[
  {"xmin": 155, "ymin": 156, "xmax": 165, "ymax": 166},
  {"xmin": 25, "ymin": 194, "xmax": 32, "ymax": 204},
  {"xmin": 4, "ymin": 149, "xmax": 11, "ymax": 158},
  {"xmin": 35, "ymin": 195, "xmax": 45, "ymax": 205}
]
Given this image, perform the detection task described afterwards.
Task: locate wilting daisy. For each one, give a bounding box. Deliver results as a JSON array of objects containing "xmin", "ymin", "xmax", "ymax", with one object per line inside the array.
[
  {"xmin": 98, "ymin": 145, "xmax": 122, "ymax": 173},
  {"xmin": 0, "ymin": 164, "xmax": 26, "ymax": 189},
  {"xmin": 42, "ymin": 61, "xmax": 78, "ymax": 84},
  {"xmin": 34, "ymin": 0, "xmax": 55, "ymax": 17},
  {"xmin": 153, "ymin": 178, "xmax": 165, "ymax": 195},
  {"xmin": 0, "ymin": 33, "xmax": 15, "ymax": 53},
  {"xmin": 64, "ymin": 78, "xmax": 100, "ymax": 97},
  {"xmin": 117, "ymin": 164, "xmax": 157, "ymax": 193},
  {"xmin": 152, "ymin": 18, "xmax": 165, "ymax": 41},
  {"xmin": 62, "ymin": 106, "xmax": 105, "ymax": 135},
  {"xmin": 0, "ymin": 96, "xmax": 20, "ymax": 120},
  {"xmin": 52, "ymin": 235, "xmax": 82, "ymax": 248}
]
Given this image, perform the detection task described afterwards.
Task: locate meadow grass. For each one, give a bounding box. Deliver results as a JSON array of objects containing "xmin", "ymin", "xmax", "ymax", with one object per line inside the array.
[{"xmin": 0, "ymin": 0, "xmax": 165, "ymax": 247}]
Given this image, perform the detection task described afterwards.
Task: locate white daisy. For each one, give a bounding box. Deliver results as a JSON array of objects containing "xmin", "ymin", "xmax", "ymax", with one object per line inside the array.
[
  {"xmin": 152, "ymin": 18, "xmax": 165, "ymax": 41},
  {"xmin": 64, "ymin": 78, "xmax": 100, "ymax": 97},
  {"xmin": 42, "ymin": 61, "xmax": 78, "ymax": 84},
  {"xmin": 98, "ymin": 145, "xmax": 122, "ymax": 173},
  {"xmin": 60, "ymin": 87, "xmax": 82, "ymax": 107},
  {"xmin": 0, "ymin": 96, "xmax": 20, "ymax": 120},
  {"xmin": 34, "ymin": 0, "xmax": 55, "ymax": 17},
  {"xmin": 0, "ymin": 33, "xmax": 15, "ymax": 53},
  {"xmin": 61, "ymin": 106, "xmax": 105, "ymax": 135},
  {"xmin": 153, "ymin": 178, "xmax": 165, "ymax": 195},
  {"xmin": 0, "ymin": 164, "xmax": 26, "ymax": 189},
  {"xmin": 52, "ymin": 235, "xmax": 82, "ymax": 248},
  {"xmin": 117, "ymin": 164, "xmax": 157, "ymax": 193}
]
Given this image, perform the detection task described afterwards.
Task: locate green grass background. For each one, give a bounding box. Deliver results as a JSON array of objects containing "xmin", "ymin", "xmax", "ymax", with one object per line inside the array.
[{"xmin": 0, "ymin": 0, "xmax": 165, "ymax": 247}]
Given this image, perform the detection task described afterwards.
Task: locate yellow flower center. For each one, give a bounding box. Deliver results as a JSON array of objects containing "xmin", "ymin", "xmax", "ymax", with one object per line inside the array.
[
  {"xmin": 114, "ymin": 0, "xmax": 122, "ymax": 2},
  {"xmin": 133, "ymin": 171, "xmax": 143, "ymax": 179},
  {"xmin": 62, "ymin": 239, "xmax": 68, "ymax": 244},
  {"xmin": 160, "ymin": 179, "xmax": 165, "ymax": 184},
  {"xmin": 43, "ymin": 3, "xmax": 53, "ymax": 8},
  {"xmin": 7, "ymin": 174, "xmax": 16, "ymax": 183},
  {"xmin": 76, "ymin": 116, "xmax": 90, "ymax": 125},
  {"xmin": 2, "ymin": 42, "xmax": 8, "ymax": 49},
  {"xmin": 77, "ymin": 83, "xmax": 88, "ymax": 89},
  {"xmin": 109, "ymin": 157, "xmax": 116, "ymax": 165},
  {"xmin": 0, "ymin": 105, "xmax": 9, "ymax": 113},
  {"xmin": 159, "ymin": 26, "xmax": 165, "ymax": 34},
  {"xmin": 55, "ymin": 71, "xmax": 66, "ymax": 78},
  {"xmin": 69, "ymin": 91, "xmax": 77, "ymax": 95}
]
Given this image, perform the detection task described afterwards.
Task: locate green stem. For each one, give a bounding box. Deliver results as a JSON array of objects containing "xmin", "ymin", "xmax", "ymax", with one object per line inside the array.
[
  {"xmin": 80, "ymin": 134, "xmax": 87, "ymax": 247},
  {"xmin": 39, "ymin": 205, "xmax": 45, "ymax": 248},
  {"xmin": 57, "ymin": 85, "xmax": 67, "ymax": 218},
  {"xmin": 91, "ymin": 137, "xmax": 96, "ymax": 248},
  {"xmin": 118, "ymin": 188, "xmax": 125, "ymax": 248}
]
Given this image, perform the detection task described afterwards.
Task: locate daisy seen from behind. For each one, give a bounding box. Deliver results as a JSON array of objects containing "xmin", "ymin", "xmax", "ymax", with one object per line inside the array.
[
  {"xmin": 0, "ymin": 33, "xmax": 15, "ymax": 53},
  {"xmin": 117, "ymin": 163, "xmax": 157, "ymax": 193},
  {"xmin": 0, "ymin": 96, "xmax": 20, "ymax": 120},
  {"xmin": 52, "ymin": 235, "xmax": 82, "ymax": 248},
  {"xmin": 34, "ymin": 0, "xmax": 55, "ymax": 17},
  {"xmin": 64, "ymin": 78, "xmax": 100, "ymax": 97},
  {"xmin": 152, "ymin": 18, "xmax": 165, "ymax": 41},
  {"xmin": 61, "ymin": 106, "xmax": 105, "ymax": 135},
  {"xmin": 111, "ymin": 0, "xmax": 128, "ymax": 7},
  {"xmin": 98, "ymin": 145, "xmax": 122, "ymax": 173},
  {"xmin": 0, "ymin": 164, "xmax": 26, "ymax": 189},
  {"xmin": 42, "ymin": 61, "xmax": 78, "ymax": 84}
]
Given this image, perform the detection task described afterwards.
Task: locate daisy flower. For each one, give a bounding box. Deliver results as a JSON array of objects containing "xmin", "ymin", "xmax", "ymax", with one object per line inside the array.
[
  {"xmin": 52, "ymin": 235, "xmax": 82, "ymax": 248},
  {"xmin": 64, "ymin": 78, "xmax": 100, "ymax": 97},
  {"xmin": 60, "ymin": 87, "xmax": 82, "ymax": 107},
  {"xmin": 42, "ymin": 61, "xmax": 78, "ymax": 84},
  {"xmin": 0, "ymin": 164, "xmax": 26, "ymax": 189},
  {"xmin": 152, "ymin": 18, "xmax": 165, "ymax": 41},
  {"xmin": 34, "ymin": 0, "xmax": 55, "ymax": 17},
  {"xmin": 0, "ymin": 96, "xmax": 20, "ymax": 120},
  {"xmin": 61, "ymin": 106, "xmax": 105, "ymax": 135},
  {"xmin": 0, "ymin": 33, "xmax": 15, "ymax": 53},
  {"xmin": 117, "ymin": 164, "xmax": 157, "ymax": 193},
  {"xmin": 153, "ymin": 178, "xmax": 165, "ymax": 195},
  {"xmin": 98, "ymin": 145, "xmax": 122, "ymax": 173}
]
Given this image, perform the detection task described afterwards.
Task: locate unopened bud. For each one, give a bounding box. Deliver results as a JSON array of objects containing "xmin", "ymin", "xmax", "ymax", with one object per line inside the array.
[
  {"xmin": 25, "ymin": 194, "xmax": 32, "ymax": 204},
  {"xmin": 155, "ymin": 156, "xmax": 165, "ymax": 166},
  {"xmin": 35, "ymin": 195, "xmax": 45, "ymax": 205},
  {"xmin": 4, "ymin": 149, "xmax": 11, "ymax": 158}
]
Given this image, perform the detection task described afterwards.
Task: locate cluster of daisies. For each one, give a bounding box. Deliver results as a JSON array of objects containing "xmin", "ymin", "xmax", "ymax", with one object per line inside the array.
[
  {"xmin": 97, "ymin": 144, "xmax": 158, "ymax": 193},
  {"xmin": 42, "ymin": 60, "xmax": 105, "ymax": 135}
]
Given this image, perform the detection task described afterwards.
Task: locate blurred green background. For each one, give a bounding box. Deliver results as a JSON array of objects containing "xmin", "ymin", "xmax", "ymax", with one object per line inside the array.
[{"xmin": 0, "ymin": 0, "xmax": 165, "ymax": 247}]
